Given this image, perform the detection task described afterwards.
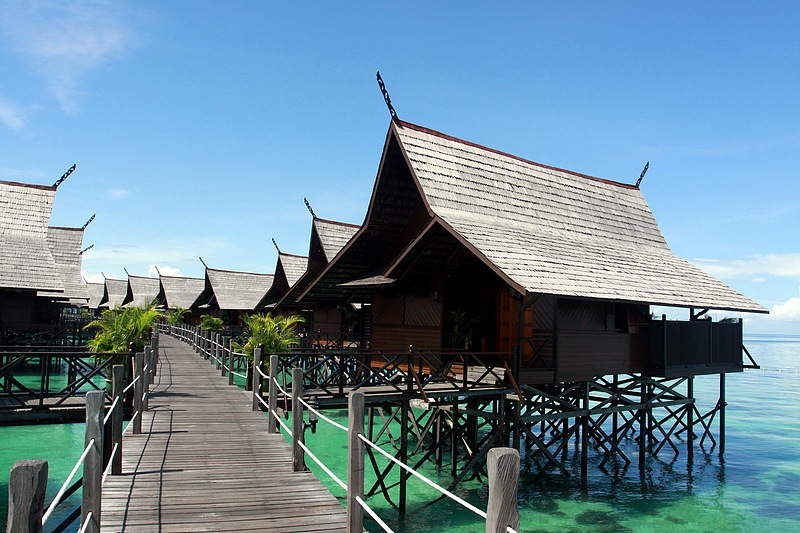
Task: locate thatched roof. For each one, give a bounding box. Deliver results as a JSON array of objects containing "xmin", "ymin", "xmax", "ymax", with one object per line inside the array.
[
  {"xmin": 275, "ymin": 217, "xmax": 359, "ymax": 309},
  {"xmin": 303, "ymin": 120, "xmax": 766, "ymax": 314},
  {"xmin": 123, "ymin": 275, "xmax": 160, "ymax": 308},
  {"xmin": 38, "ymin": 227, "xmax": 89, "ymax": 301},
  {"xmin": 158, "ymin": 275, "xmax": 205, "ymax": 309},
  {"xmin": 203, "ymin": 267, "xmax": 274, "ymax": 311},
  {"xmin": 100, "ymin": 278, "xmax": 127, "ymax": 308},
  {"xmin": 0, "ymin": 180, "xmax": 62, "ymax": 292},
  {"xmin": 259, "ymin": 252, "xmax": 307, "ymax": 308}
]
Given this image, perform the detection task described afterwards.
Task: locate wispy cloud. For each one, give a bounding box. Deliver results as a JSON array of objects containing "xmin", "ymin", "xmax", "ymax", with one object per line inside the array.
[
  {"xmin": 81, "ymin": 270, "xmax": 105, "ymax": 283},
  {"xmin": 148, "ymin": 264, "xmax": 183, "ymax": 277},
  {"xmin": 0, "ymin": 93, "xmax": 25, "ymax": 129},
  {"xmin": 108, "ymin": 188, "xmax": 131, "ymax": 200},
  {"xmin": 0, "ymin": 0, "xmax": 140, "ymax": 113},
  {"xmin": 691, "ymin": 253, "xmax": 800, "ymax": 280}
]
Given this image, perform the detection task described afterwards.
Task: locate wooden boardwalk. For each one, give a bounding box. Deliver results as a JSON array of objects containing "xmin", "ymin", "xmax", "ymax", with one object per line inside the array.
[{"xmin": 100, "ymin": 336, "xmax": 347, "ymax": 532}]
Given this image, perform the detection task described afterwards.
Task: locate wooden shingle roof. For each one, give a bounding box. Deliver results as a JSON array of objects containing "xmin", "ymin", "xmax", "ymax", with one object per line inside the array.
[
  {"xmin": 158, "ymin": 275, "xmax": 205, "ymax": 309},
  {"xmin": 124, "ymin": 275, "xmax": 160, "ymax": 308},
  {"xmin": 101, "ymin": 278, "xmax": 127, "ymax": 308},
  {"xmin": 259, "ymin": 253, "xmax": 308, "ymax": 308},
  {"xmin": 0, "ymin": 180, "xmax": 62, "ymax": 292},
  {"xmin": 86, "ymin": 282, "xmax": 105, "ymax": 310},
  {"xmin": 393, "ymin": 121, "xmax": 766, "ymax": 313},
  {"xmin": 38, "ymin": 227, "xmax": 89, "ymax": 301},
  {"xmin": 315, "ymin": 218, "xmax": 360, "ymax": 263},
  {"xmin": 205, "ymin": 267, "xmax": 274, "ymax": 311}
]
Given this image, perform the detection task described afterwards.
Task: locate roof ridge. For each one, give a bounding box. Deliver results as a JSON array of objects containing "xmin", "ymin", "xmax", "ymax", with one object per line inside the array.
[
  {"xmin": 279, "ymin": 252, "xmax": 308, "ymax": 260},
  {"xmin": 0, "ymin": 179, "xmax": 57, "ymax": 191},
  {"xmin": 395, "ymin": 120, "xmax": 638, "ymax": 190},
  {"xmin": 315, "ymin": 217, "xmax": 361, "ymax": 229},
  {"xmin": 207, "ymin": 266, "xmax": 274, "ymax": 276}
]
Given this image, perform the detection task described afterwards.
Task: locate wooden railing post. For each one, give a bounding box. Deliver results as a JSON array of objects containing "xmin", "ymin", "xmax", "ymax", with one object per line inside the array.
[
  {"xmin": 267, "ymin": 354, "xmax": 279, "ymax": 433},
  {"xmin": 347, "ymin": 391, "xmax": 365, "ymax": 533},
  {"xmin": 226, "ymin": 337, "xmax": 234, "ymax": 385},
  {"xmin": 7, "ymin": 459, "xmax": 48, "ymax": 533},
  {"xmin": 215, "ymin": 333, "xmax": 221, "ymax": 370},
  {"xmin": 152, "ymin": 333, "xmax": 159, "ymax": 377},
  {"xmin": 292, "ymin": 367, "xmax": 305, "ymax": 472},
  {"xmin": 111, "ymin": 364, "xmax": 124, "ymax": 475},
  {"xmin": 251, "ymin": 348, "xmax": 262, "ymax": 412},
  {"xmin": 486, "ymin": 447, "xmax": 520, "ymax": 533},
  {"xmin": 143, "ymin": 347, "xmax": 153, "ymax": 412},
  {"xmin": 133, "ymin": 351, "xmax": 144, "ymax": 434},
  {"xmin": 82, "ymin": 391, "xmax": 104, "ymax": 533}
]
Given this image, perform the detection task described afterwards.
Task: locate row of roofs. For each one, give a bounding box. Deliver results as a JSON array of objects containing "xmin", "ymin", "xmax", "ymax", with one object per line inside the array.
[{"xmin": 1, "ymin": 118, "xmax": 765, "ymax": 335}]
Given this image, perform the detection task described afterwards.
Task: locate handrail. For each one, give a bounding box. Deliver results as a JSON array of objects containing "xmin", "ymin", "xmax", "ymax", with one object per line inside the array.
[{"xmin": 41, "ymin": 438, "xmax": 95, "ymax": 524}]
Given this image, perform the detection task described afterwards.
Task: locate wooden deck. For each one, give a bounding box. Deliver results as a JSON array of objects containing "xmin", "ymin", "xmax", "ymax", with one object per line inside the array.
[{"xmin": 100, "ymin": 336, "xmax": 347, "ymax": 532}]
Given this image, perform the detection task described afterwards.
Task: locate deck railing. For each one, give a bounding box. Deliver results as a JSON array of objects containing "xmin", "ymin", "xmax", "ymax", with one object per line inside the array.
[{"xmin": 6, "ymin": 337, "xmax": 159, "ymax": 533}]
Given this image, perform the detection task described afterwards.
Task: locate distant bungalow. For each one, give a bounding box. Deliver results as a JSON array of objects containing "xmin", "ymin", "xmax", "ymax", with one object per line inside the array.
[
  {"xmin": 99, "ymin": 278, "xmax": 127, "ymax": 309},
  {"xmin": 122, "ymin": 275, "xmax": 160, "ymax": 309},
  {"xmin": 195, "ymin": 266, "xmax": 274, "ymax": 323},
  {"xmin": 300, "ymin": 119, "xmax": 767, "ymax": 383},
  {"xmin": 156, "ymin": 274, "xmax": 205, "ymax": 315}
]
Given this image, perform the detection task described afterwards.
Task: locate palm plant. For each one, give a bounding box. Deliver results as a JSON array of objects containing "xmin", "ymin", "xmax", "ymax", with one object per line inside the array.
[
  {"xmin": 235, "ymin": 312, "xmax": 304, "ymax": 362},
  {"xmin": 199, "ymin": 314, "xmax": 223, "ymax": 332},
  {"xmin": 168, "ymin": 306, "xmax": 191, "ymax": 325},
  {"xmin": 85, "ymin": 302, "xmax": 164, "ymax": 362}
]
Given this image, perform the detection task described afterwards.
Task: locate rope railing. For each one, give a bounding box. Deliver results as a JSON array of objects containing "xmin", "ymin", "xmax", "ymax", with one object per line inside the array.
[{"xmin": 41, "ymin": 438, "xmax": 94, "ymax": 525}]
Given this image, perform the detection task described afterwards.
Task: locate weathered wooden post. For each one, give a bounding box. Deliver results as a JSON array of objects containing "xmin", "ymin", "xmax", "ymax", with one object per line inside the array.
[
  {"xmin": 6, "ymin": 459, "xmax": 48, "ymax": 533},
  {"xmin": 111, "ymin": 364, "xmax": 124, "ymax": 475},
  {"xmin": 486, "ymin": 447, "xmax": 520, "ymax": 533},
  {"xmin": 142, "ymin": 346, "xmax": 152, "ymax": 412},
  {"xmin": 225, "ymin": 337, "xmax": 234, "ymax": 385},
  {"xmin": 251, "ymin": 348, "xmax": 262, "ymax": 411},
  {"xmin": 292, "ymin": 367, "xmax": 305, "ymax": 472},
  {"xmin": 133, "ymin": 351, "xmax": 144, "ymax": 434},
  {"xmin": 215, "ymin": 333, "xmax": 221, "ymax": 370},
  {"xmin": 267, "ymin": 354, "xmax": 279, "ymax": 433},
  {"xmin": 347, "ymin": 391, "xmax": 365, "ymax": 533},
  {"xmin": 82, "ymin": 391, "xmax": 104, "ymax": 533},
  {"xmin": 152, "ymin": 333, "xmax": 159, "ymax": 377}
]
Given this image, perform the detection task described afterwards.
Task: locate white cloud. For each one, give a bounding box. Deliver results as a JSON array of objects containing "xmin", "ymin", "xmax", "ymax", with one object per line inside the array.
[
  {"xmin": 108, "ymin": 188, "xmax": 131, "ymax": 200},
  {"xmin": 691, "ymin": 253, "xmax": 800, "ymax": 280},
  {"xmin": 0, "ymin": 0, "xmax": 140, "ymax": 113},
  {"xmin": 0, "ymin": 94, "xmax": 24, "ymax": 129},
  {"xmin": 148, "ymin": 264, "xmax": 182, "ymax": 277},
  {"xmin": 771, "ymin": 298, "xmax": 800, "ymax": 322},
  {"xmin": 81, "ymin": 270, "xmax": 104, "ymax": 283}
]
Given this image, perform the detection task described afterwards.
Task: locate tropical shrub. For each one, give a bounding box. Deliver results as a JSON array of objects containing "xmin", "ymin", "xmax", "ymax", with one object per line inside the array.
[
  {"xmin": 85, "ymin": 303, "xmax": 164, "ymax": 354},
  {"xmin": 199, "ymin": 314, "xmax": 223, "ymax": 332},
  {"xmin": 168, "ymin": 306, "xmax": 191, "ymax": 325},
  {"xmin": 235, "ymin": 312, "xmax": 304, "ymax": 362}
]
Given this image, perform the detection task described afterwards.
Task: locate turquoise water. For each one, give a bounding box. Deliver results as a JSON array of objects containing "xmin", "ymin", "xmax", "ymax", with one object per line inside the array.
[{"xmin": 2, "ymin": 336, "xmax": 798, "ymax": 532}]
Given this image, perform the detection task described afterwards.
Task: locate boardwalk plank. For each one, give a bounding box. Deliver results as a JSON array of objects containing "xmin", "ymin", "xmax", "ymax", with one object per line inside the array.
[{"xmin": 100, "ymin": 336, "xmax": 347, "ymax": 532}]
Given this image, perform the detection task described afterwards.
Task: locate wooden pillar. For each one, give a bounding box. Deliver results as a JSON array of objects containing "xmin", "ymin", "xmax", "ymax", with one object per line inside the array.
[
  {"xmin": 292, "ymin": 367, "xmax": 305, "ymax": 472},
  {"xmin": 133, "ymin": 352, "xmax": 144, "ymax": 434},
  {"xmin": 7, "ymin": 459, "xmax": 48, "ymax": 533},
  {"xmin": 215, "ymin": 333, "xmax": 221, "ymax": 370},
  {"xmin": 347, "ymin": 391, "xmax": 365, "ymax": 533},
  {"xmin": 719, "ymin": 373, "xmax": 726, "ymax": 454},
  {"xmin": 142, "ymin": 347, "xmax": 151, "ymax": 412},
  {"xmin": 152, "ymin": 333, "xmax": 159, "ymax": 377},
  {"xmin": 223, "ymin": 336, "xmax": 231, "ymax": 380},
  {"xmin": 687, "ymin": 377, "xmax": 694, "ymax": 459},
  {"xmin": 451, "ymin": 399, "xmax": 459, "ymax": 477},
  {"xmin": 639, "ymin": 379, "xmax": 647, "ymax": 471},
  {"xmin": 82, "ymin": 391, "xmax": 103, "ymax": 533},
  {"xmin": 111, "ymin": 365, "xmax": 124, "ymax": 475},
  {"xmin": 580, "ymin": 381, "xmax": 589, "ymax": 485},
  {"xmin": 399, "ymin": 399, "xmax": 409, "ymax": 513},
  {"xmin": 251, "ymin": 348, "xmax": 262, "ymax": 412},
  {"xmin": 486, "ymin": 447, "xmax": 520, "ymax": 533},
  {"xmin": 267, "ymin": 354, "xmax": 279, "ymax": 433}
]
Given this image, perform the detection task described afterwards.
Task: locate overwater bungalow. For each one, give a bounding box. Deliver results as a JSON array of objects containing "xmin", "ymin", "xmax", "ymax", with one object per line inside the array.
[
  {"xmin": 38, "ymin": 226, "xmax": 90, "ymax": 307},
  {"xmin": 99, "ymin": 278, "xmax": 127, "ymax": 309},
  {"xmin": 195, "ymin": 266, "xmax": 274, "ymax": 323},
  {"xmin": 122, "ymin": 275, "xmax": 160, "ymax": 309},
  {"xmin": 270, "ymin": 215, "xmax": 360, "ymax": 342},
  {"xmin": 259, "ymin": 251, "xmax": 308, "ymax": 309},
  {"xmin": 86, "ymin": 282, "xmax": 105, "ymax": 313},
  {"xmin": 301, "ymin": 119, "xmax": 767, "ymax": 382},
  {"xmin": 0, "ymin": 180, "xmax": 63, "ymax": 338}
]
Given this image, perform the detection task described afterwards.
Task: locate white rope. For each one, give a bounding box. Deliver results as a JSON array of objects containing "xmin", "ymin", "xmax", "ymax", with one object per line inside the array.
[
  {"xmin": 103, "ymin": 396, "xmax": 120, "ymax": 425},
  {"xmin": 271, "ymin": 376, "xmax": 289, "ymax": 396},
  {"xmin": 298, "ymin": 396, "xmax": 347, "ymax": 432},
  {"xmin": 358, "ymin": 433, "xmax": 487, "ymax": 519},
  {"xmin": 271, "ymin": 409, "xmax": 291, "ymax": 433},
  {"xmin": 123, "ymin": 375, "xmax": 140, "ymax": 393},
  {"xmin": 78, "ymin": 511, "xmax": 93, "ymax": 533},
  {"xmin": 42, "ymin": 438, "xmax": 95, "ymax": 524},
  {"xmin": 232, "ymin": 370, "xmax": 247, "ymax": 379},
  {"xmin": 297, "ymin": 439, "xmax": 347, "ymax": 491},
  {"xmin": 357, "ymin": 495, "xmax": 395, "ymax": 533},
  {"xmin": 123, "ymin": 410, "xmax": 139, "ymax": 434},
  {"xmin": 256, "ymin": 366, "xmax": 269, "ymax": 379},
  {"xmin": 102, "ymin": 443, "xmax": 119, "ymax": 484}
]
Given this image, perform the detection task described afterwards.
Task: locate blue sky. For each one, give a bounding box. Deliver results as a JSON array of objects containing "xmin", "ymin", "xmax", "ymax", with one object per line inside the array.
[{"xmin": 1, "ymin": 1, "xmax": 798, "ymax": 334}]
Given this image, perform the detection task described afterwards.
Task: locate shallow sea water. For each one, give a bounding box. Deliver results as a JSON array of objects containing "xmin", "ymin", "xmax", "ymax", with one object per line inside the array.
[{"xmin": 2, "ymin": 335, "xmax": 798, "ymax": 532}]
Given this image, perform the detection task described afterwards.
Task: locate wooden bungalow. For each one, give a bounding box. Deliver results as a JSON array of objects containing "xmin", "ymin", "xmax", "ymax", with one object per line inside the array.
[
  {"xmin": 0, "ymin": 180, "xmax": 63, "ymax": 332},
  {"xmin": 99, "ymin": 278, "xmax": 127, "ymax": 309},
  {"xmin": 300, "ymin": 119, "xmax": 767, "ymax": 384},
  {"xmin": 156, "ymin": 275, "xmax": 205, "ymax": 315},
  {"xmin": 272, "ymin": 217, "xmax": 360, "ymax": 340},
  {"xmin": 122, "ymin": 275, "xmax": 160, "ymax": 309},
  {"xmin": 38, "ymin": 226, "xmax": 90, "ymax": 306},
  {"xmin": 86, "ymin": 282, "xmax": 105, "ymax": 313},
  {"xmin": 195, "ymin": 267, "xmax": 274, "ymax": 323}
]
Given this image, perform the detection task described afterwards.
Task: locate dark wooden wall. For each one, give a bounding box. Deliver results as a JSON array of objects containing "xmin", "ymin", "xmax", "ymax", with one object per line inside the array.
[{"xmin": 371, "ymin": 291, "xmax": 442, "ymax": 352}]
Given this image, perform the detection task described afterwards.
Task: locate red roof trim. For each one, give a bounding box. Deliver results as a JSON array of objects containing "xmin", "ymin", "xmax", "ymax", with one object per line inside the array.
[{"xmin": 395, "ymin": 120, "xmax": 639, "ymax": 190}]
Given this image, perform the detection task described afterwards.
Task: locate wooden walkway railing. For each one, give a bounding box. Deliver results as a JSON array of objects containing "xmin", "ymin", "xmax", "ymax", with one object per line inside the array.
[{"xmin": 99, "ymin": 335, "xmax": 347, "ymax": 532}]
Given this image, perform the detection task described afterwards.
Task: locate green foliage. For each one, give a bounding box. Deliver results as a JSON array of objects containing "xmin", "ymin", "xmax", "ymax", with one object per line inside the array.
[
  {"xmin": 168, "ymin": 306, "xmax": 191, "ymax": 325},
  {"xmin": 234, "ymin": 312, "xmax": 304, "ymax": 361},
  {"xmin": 85, "ymin": 303, "xmax": 164, "ymax": 354},
  {"xmin": 719, "ymin": 317, "xmax": 740, "ymax": 323},
  {"xmin": 446, "ymin": 308, "xmax": 481, "ymax": 349},
  {"xmin": 199, "ymin": 314, "xmax": 223, "ymax": 332}
]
